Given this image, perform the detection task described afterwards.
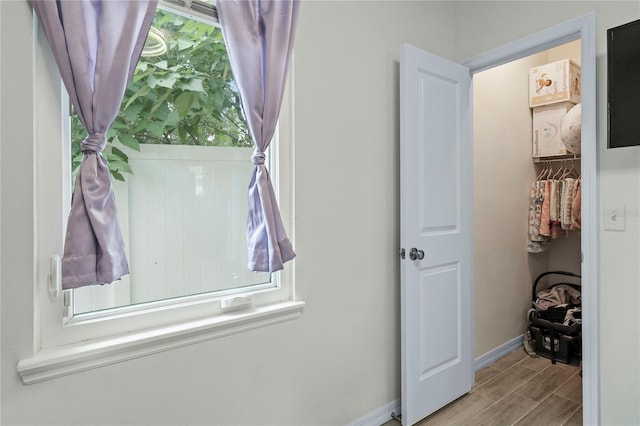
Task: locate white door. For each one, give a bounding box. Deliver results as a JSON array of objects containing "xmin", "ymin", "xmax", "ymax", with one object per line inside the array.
[{"xmin": 400, "ymin": 43, "xmax": 474, "ymax": 425}]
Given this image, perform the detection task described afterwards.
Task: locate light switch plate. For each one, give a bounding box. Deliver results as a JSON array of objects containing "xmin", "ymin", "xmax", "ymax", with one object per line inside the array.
[{"xmin": 604, "ymin": 205, "xmax": 626, "ymax": 231}]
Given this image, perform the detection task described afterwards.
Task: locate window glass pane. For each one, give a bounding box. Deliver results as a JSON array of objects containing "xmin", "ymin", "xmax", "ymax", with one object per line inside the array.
[{"xmin": 71, "ymin": 6, "xmax": 271, "ymax": 315}]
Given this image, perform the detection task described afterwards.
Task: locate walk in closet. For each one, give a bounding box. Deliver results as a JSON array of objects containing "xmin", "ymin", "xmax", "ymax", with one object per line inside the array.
[{"xmin": 473, "ymin": 40, "xmax": 582, "ymax": 361}]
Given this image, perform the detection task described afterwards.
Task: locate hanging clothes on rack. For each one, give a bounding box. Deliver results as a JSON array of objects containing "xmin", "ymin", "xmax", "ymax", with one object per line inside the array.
[
  {"xmin": 560, "ymin": 176, "xmax": 577, "ymax": 230},
  {"xmin": 528, "ymin": 158, "xmax": 581, "ymax": 253},
  {"xmin": 550, "ymin": 171, "xmax": 566, "ymax": 239},
  {"xmin": 540, "ymin": 179, "xmax": 552, "ymax": 237},
  {"xmin": 571, "ymin": 177, "xmax": 582, "ymax": 230},
  {"xmin": 528, "ymin": 173, "xmax": 550, "ymax": 253}
]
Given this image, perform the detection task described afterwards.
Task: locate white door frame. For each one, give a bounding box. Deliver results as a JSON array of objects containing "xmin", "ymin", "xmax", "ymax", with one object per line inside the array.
[{"xmin": 462, "ymin": 13, "xmax": 598, "ymax": 425}]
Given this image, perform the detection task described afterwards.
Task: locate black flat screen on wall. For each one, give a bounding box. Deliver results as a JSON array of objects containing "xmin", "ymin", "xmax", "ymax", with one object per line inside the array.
[{"xmin": 608, "ymin": 19, "xmax": 640, "ymax": 148}]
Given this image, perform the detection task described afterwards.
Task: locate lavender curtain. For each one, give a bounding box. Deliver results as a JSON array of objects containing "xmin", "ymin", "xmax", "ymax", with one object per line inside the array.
[
  {"xmin": 32, "ymin": 0, "xmax": 157, "ymax": 289},
  {"xmin": 217, "ymin": 0, "xmax": 298, "ymax": 273}
]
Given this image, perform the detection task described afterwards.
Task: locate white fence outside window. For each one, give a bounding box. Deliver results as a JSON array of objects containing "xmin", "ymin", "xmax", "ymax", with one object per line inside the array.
[{"xmin": 73, "ymin": 144, "xmax": 271, "ymax": 314}]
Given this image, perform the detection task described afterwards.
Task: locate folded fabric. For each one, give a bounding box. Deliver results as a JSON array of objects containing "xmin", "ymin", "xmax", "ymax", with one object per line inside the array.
[
  {"xmin": 563, "ymin": 307, "xmax": 582, "ymax": 326},
  {"xmin": 534, "ymin": 284, "xmax": 581, "ymax": 310}
]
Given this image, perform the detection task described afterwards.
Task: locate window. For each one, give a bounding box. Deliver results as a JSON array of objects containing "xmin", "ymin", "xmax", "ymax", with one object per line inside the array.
[
  {"xmin": 71, "ymin": 3, "xmax": 272, "ymax": 316},
  {"xmin": 19, "ymin": 0, "xmax": 302, "ymax": 384}
]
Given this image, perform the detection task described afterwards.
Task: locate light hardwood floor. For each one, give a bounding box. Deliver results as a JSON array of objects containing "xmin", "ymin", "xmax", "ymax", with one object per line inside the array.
[{"xmin": 385, "ymin": 348, "xmax": 582, "ymax": 426}]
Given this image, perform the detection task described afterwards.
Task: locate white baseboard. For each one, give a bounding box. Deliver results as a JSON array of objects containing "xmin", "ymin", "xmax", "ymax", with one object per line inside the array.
[
  {"xmin": 346, "ymin": 399, "xmax": 400, "ymax": 426},
  {"xmin": 349, "ymin": 336, "xmax": 525, "ymax": 426},
  {"xmin": 474, "ymin": 334, "xmax": 524, "ymax": 371}
]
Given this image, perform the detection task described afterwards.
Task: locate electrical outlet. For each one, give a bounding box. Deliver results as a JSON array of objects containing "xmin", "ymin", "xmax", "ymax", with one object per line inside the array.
[{"xmin": 604, "ymin": 205, "xmax": 626, "ymax": 231}]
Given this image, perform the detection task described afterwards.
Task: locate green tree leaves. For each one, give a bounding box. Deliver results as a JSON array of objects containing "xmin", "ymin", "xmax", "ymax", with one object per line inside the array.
[{"xmin": 71, "ymin": 9, "xmax": 251, "ymax": 181}]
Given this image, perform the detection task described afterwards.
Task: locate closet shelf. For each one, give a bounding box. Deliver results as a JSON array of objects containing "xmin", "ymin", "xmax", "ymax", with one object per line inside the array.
[{"xmin": 533, "ymin": 154, "xmax": 580, "ymax": 163}]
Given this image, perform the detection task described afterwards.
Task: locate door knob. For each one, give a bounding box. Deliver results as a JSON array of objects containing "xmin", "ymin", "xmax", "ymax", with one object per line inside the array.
[{"xmin": 409, "ymin": 247, "xmax": 425, "ymax": 260}]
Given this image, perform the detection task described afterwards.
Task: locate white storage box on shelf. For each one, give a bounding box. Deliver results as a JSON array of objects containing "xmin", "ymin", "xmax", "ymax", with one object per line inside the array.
[
  {"xmin": 533, "ymin": 102, "xmax": 575, "ymax": 158},
  {"xmin": 529, "ymin": 59, "xmax": 581, "ymax": 107}
]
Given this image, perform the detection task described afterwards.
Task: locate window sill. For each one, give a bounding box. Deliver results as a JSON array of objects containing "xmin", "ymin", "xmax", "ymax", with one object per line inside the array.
[{"xmin": 17, "ymin": 300, "xmax": 305, "ymax": 385}]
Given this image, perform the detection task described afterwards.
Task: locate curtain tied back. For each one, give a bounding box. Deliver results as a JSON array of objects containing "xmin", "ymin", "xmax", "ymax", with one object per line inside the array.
[
  {"xmin": 218, "ymin": 0, "xmax": 299, "ymax": 273},
  {"xmin": 33, "ymin": 0, "xmax": 158, "ymax": 289},
  {"xmin": 251, "ymin": 151, "xmax": 266, "ymax": 165},
  {"xmin": 82, "ymin": 132, "xmax": 107, "ymax": 154}
]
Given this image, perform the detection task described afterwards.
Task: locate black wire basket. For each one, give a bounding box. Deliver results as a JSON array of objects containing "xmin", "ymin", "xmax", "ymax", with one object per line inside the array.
[{"xmin": 528, "ymin": 271, "xmax": 582, "ymax": 363}]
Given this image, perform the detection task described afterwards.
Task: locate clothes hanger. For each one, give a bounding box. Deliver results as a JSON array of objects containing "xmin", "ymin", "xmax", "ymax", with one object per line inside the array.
[
  {"xmin": 536, "ymin": 161, "xmax": 547, "ymax": 181},
  {"xmin": 544, "ymin": 160, "xmax": 555, "ymax": 180},
  {"xmin": 568, "ymin": 159, "xmax": 580, "ymax": 179},
  {"xmin": 562, "ymin": 159, "xmax": 579, "ymax": 179},
  {"xmin": 552, "ymin": 160, "xmax": 564, "ymax": 180}
]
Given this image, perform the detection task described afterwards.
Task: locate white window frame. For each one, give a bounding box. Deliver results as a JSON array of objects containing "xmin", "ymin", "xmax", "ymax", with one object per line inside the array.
[{"xmin": 17, "ymin": 4, "xmax": 302, "ymax": 385}]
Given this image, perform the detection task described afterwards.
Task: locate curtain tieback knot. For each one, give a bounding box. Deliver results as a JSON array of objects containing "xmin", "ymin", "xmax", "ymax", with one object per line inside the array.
[
  {"xmin": 251, "ymin": 151, "xmax": 266, "ymax": 165},
  {"xmin": 81, "ymin": 132, "xmax": 107, "ymax": 154}
]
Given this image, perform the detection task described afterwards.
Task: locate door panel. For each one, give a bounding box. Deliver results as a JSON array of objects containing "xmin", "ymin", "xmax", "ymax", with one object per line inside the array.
[
  {"xmin": 417, "ymin": 70, "xmax": 460, "ymax": 232},
  {"xmin": 400, "ymin": 43, "xmax": 473, "ymax": 426},
  {"xmin": 418, "ymin": 265, "xmax": 460, "ymax": 376}
]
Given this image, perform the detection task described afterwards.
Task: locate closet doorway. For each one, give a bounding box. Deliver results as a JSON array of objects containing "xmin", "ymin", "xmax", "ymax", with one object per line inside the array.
[
  {"xmin": 472, "ymin": 44, "xmax": 582, "ymax": 367},
  {"xmin": 399, "ymin": 13, "xmax": 597, "ymax": 426},
  {"xmin": 464, "ymin": 13, "xmax": 597, "ymax": 424}
]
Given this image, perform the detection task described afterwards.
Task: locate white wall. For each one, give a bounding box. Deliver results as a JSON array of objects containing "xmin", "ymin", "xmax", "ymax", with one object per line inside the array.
[
  {"xmin": 0, "ymin": 1, "xmax": 455, "ymax": 425},
  {"xmin": 1, "ymin": 3, "xmax": 35, "ymax": 425},
  {"xmin": 473, "ymin": 51, "xmax": 550, "ymax": 358},
  {"xmin": 455, "ymin": 2, "xmax": 640, "ymax": 424}
]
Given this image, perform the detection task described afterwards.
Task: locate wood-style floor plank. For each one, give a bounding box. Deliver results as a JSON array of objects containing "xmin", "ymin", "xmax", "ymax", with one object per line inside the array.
[
  {"xmin": 466, "ymin": 392, "xmax": 538, "ymax": 426},
  {"xmin": 416, "ymin": 392, "xmax": 495, "ymax": 426},
  {"xmin": 475, "ymin": 365, "xmax": 537, "ymax": 401},
  {"xmin": 383, "ymin": 350, "xmax": 582, "ymax": 426},
  {"xmin": 513, "ymin": 364, "xmax": 575, "ymax": 402},
  {"xmin": 517, "ymin": 354, "xmax": 553, "ymax": 372},
  {"xmin": 513, "ymin": 394, "xmax": 580, "ymax": 426},
  {"xmin": 472, "ymin": 366, "xmax": 501, "ymax": 390},
  {"xmin": 562, "ymin": 406, "xmax": 583, "ymax": 426},
  {"xmin": 491, "ymin": 349, "xmax": 528, "ymax": 371},
  {"xmin": 554, "ymin": 373, "xmax": 583, "ymax": 404}
]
